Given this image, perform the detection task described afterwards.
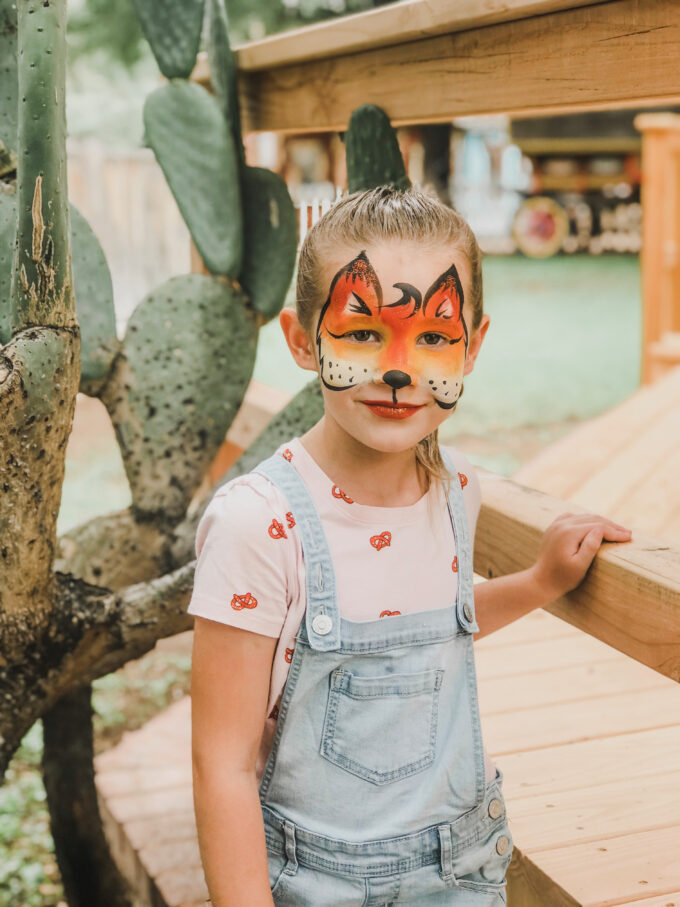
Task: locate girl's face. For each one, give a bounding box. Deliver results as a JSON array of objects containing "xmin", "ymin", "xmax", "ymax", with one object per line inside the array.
[{"xmin": 283, "ymin": 240, "xmax": 489, "ymax": 454}]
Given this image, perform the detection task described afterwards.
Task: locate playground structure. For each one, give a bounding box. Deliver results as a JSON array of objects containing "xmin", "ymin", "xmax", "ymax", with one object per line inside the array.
[{"xmin": 93, "ymin": 2, "xmax": 680, "ymax": 905}]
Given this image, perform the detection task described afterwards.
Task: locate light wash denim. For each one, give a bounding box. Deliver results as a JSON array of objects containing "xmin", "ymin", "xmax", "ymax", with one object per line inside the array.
[{"xmin": 254, "ymin": 451, "xmax": 513, "ymax": 906}]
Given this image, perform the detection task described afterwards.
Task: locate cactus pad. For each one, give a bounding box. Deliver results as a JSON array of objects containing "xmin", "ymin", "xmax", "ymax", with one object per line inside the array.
[
  {"xmin": 240, "ymin": 167, "xmax": 298, "ymax": 322},
  {"xmin": 219, "ymin": 379, "xmax": 323, "ymax": 486},
  {"xmin": 69, "ymin": 206, "xmax": 118, "ymax": 395},
  {"xmin": 0, "ymin": 189, "xmax": 16, "ymax": 345},
  {"xmin": 205, "ymin": 0, "xmax": 244, "ymax": 166},
  {"xmin": 144, "ymin": 81, "xmax": 242, "ymax": 277},
  {"xmin": 0, "ymin": 0, "xmax": 18, "ymax": 160},
  {"xmin": 131, "ymin": 0, "xmax": 206, "ymax": 80},
  {"xmin": 103, "ymin": 274, "xmax": 257, "ymax": 521},
  {"xmin": 345, "ymin": 104, "xmax": 410, "ymax": 194}
]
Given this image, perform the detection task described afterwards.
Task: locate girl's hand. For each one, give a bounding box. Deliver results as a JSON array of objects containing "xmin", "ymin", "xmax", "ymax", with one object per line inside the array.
[{"xmin": 530, "ymin": 512, "xmax": 632, "ymax": 602}]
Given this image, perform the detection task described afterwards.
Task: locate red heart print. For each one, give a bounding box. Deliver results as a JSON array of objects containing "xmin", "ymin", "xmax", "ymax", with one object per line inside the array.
[
  {"xmin": 231, "ymin": 592, "xmax": 258, "ymax": 610},
  {"xmin": 286, "ymin": 511, "xmax": 296, "ymax": 528},
  {"xmin": 458, "ymin": 472, "xmax": 468, "ymax": 489},
  {"xmin": 370, "ymin": 531, "xmax": 392, "ymax": 551},
  {"xmin": 282, "ymin": 448, "xmax": 293, "ymax": 462},
  {"xmin": 285, "ymin": 647, "xmax": 295, "ymax": 663},
  {"xmin": 332, "ymin": 485, "xmax": 354, "ymax": 504},
  {"xmin": 451, "ymin": 556, "xmax": 458, "ymax": 572},
  {"xmin": 268, "ymin": 518, "xmax": 287, "ymax": 540},
  {"xmin": 379, "ymin": 609, "xmax": 401, "ymax": 618}
]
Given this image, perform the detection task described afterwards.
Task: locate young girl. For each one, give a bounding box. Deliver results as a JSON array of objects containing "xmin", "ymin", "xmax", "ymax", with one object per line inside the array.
[{"xmin": 188, "ymin": 187, "xmax": 631, "ymax": 907}]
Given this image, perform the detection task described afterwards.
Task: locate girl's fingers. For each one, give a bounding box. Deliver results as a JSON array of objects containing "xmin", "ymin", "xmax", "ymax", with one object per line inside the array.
[{"xmin": 574, "ymin": 526, "xmax": 604, "ymax": 564}]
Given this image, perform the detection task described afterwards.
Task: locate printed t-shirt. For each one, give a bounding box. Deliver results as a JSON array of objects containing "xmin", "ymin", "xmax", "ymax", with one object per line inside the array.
[{"xmin": 188, "ymin": 437, "xmax": 497, "ymax": 784}]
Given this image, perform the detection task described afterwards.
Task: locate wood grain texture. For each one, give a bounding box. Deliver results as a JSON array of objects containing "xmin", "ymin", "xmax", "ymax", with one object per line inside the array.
[
  {"xmin": 208, "ymin": 0, "xmax": 680, "ymax": 132},
  {"xmin": 193, "ymin": 0, "xmax": 607, "ymax": 73},
  {"xmin": 474, "ymin": 469, "xmax": 680, "ymax": 682}
]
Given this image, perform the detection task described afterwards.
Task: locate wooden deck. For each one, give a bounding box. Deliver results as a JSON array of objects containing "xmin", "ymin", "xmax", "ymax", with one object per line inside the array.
[{"xmin": 94, "ymin": 606, "xmax": 680, "ymax": 907}]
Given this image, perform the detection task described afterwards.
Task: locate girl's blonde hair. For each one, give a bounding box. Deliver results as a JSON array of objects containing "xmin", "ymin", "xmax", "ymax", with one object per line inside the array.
[{"xmin": 296, "ymin": 185, "xmax": 484, "ymax": 488}]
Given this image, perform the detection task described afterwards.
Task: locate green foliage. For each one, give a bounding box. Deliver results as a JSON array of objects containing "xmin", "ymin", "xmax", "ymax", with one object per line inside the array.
[
  {"xmin": 240, "ymin": 167, "xmax": 298, "ymax": 321},
  {"xmin": 68, "ymin": 0, "xmax": 147, "ymax": 69},
  {"xmin": 0, "ymin": 190, "xmax": 15, "ymax": 344},
  {"xmin": 105, "ymin": 274, "xmax": 258, "ymax": 520},
  {"xmin": 144, "ymin": 81, "xmax": 243, "ymax": 276},
  {"xmin": 345, "ymin": 103, "xmax": 410, "ymax": 194},
  {"xmin": 130, "ymin": 0, "xmax": 205, "ymax": 80}
]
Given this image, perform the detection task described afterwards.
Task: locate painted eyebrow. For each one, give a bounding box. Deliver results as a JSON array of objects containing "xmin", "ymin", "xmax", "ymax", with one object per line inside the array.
[{"xmin": 348, "ymin": 292, "xmax": 372, "ymax": 315}]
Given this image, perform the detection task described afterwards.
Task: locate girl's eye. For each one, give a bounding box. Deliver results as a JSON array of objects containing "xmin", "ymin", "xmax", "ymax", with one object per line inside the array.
[
  {"xmin": 343, "ymin": 330, "xmax": 379, "ymax": 343},
  {"xmin": 418, "ymin": 332, "xmax": 448, "ymax": 347}
]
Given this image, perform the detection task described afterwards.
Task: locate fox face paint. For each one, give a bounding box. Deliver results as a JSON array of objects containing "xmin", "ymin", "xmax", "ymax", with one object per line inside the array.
[{"xmin": 316, "ymin": 251, "xmax": 468, "ymax": 410}]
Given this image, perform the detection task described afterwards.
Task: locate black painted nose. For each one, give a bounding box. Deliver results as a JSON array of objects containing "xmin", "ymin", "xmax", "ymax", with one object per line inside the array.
[{"xmin": 382, "ymin": 370, "xmax": 412, "ymax": 389}]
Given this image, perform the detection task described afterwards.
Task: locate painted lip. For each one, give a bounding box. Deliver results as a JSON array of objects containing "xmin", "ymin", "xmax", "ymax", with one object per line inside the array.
[{"xmin": 361, "ymin": 400, "xmax": 426, "ymax": 420}]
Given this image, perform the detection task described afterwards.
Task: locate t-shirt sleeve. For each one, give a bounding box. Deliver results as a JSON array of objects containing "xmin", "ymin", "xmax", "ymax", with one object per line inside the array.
[{"xmin": 187, "ymin": 475, "xmax": 298, "ymax": 638}]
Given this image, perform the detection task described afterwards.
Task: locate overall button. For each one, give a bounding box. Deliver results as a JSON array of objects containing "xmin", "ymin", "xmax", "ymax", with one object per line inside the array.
[
  {"xmin": 488, "ymin": 798, "xmax": 503, "ymax": 819},
  {"xmin": 312, "ymin": 614, "xmax": 333, "ymax": 636},
  {"xmin": 496, "ymin": 835, "xmax": 510, "ymax": 856},
  {"xmin": 463, "ymin": 602, "xmax": 473, "ymax": 622}
]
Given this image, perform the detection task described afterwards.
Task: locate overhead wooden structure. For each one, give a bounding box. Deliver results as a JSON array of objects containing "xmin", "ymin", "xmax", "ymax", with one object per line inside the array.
[{"xmin": 193, "ymin": 0, "xmax": 680, "ymax": 133}]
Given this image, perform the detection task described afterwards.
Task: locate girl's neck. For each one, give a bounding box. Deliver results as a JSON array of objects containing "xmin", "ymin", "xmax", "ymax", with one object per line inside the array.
[{"xmin": 299, "ymin": 416, "xmax": 428, "ymax": 507}]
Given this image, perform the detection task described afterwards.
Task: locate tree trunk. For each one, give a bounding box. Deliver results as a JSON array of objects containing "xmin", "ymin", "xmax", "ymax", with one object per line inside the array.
[{"xmin": 42, "ymin": 684, "xmax": 133, "ymax": 907}]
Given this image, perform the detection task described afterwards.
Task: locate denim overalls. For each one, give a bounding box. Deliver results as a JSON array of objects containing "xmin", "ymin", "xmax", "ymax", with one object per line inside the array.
[{"xmin": 254, "ymin": 451, "xmax": 513, "ymax": 906}]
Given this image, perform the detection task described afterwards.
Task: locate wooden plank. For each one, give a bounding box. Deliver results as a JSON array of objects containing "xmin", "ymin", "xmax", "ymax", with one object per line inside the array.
[
  {"xmin": 615, "ymin": 895, "xmax": 680, "ymax": 906},
  {"xmin": 531, "ymin": 826, "xmax": 680, "ymax": 906},
  {"xmin": 475, "ymin": 607, "xmax": 584, "ymax": 648},
  {"xmin": 192, "ymin": 0, "xmax": 607, "ymax": 72},
  {"xmin": 513, "ymin": 367, "xmax": 680, "ymax": 500},
  {"xmin": 508, "ymin": 770, "xmax": 680, "ymax": 851},
  {"xmin": 475, "ymin": 469, "xmax": 680, "ymax": 682},
  {"xmin": 483, "ymin": 686, "xmax": 679, "ymax": 754},
  {"xmin": 475, "ymin": 634, "xmax": 622, "ymax": 679},
  {"xmin": 477, "ymin": 657, "xmax": 667, "ymax": 713},
  {"xmin": 218, "ymin": 0, "xmax": 680, "ymax": 133},
  {"xmin": 494, "ymin": 725, "xmax": 680, "ymax": 798}
]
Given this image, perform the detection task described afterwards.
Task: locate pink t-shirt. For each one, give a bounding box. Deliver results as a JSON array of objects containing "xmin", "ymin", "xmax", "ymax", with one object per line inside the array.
[{"xmin": 188, "ymin": 437, "xmax": 496, "ymax": 784}]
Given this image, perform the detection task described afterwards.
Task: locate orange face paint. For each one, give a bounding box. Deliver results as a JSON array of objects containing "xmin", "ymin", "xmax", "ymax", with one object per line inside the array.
[{"xmin": 316, "ymin": 251, "xmax": 468, "ymax": 409}]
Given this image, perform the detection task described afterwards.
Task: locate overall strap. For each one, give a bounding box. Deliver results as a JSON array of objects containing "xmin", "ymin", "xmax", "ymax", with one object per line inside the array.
[
  {"xmin": 440, "ymin": 451, "xmax": 480, "ymax": 635},
  {"xmin": 254, "ymin": 453, "xmax": 341, "ymax": 651}
]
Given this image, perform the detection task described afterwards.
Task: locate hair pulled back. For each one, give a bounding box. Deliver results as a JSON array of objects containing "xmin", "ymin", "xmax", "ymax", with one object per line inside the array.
[{"xmin": 296, "ymin": 185, "xmax": 484, "ymax": 488}]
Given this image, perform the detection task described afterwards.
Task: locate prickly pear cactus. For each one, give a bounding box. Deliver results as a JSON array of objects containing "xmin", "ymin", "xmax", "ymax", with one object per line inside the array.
[
  {"xmin": 144, "ymin": 81, "xmax": 243, "ymax": 277},
  {"xmin": 101, "ymin": 275, "xmax": 258, "ymax": 521},
  {"xmin": 205, "ymin": 0, "xmax": 245, "ymax": 166},
  {"xmin": 345, "ymin": 104, "xmax": 410, "ymax": 194},
  {"xmin": 240, "ymin": 166, "xmax": 298, "ymax": 321},
  {"xmin": 131, "ymin": 0, "xmax": 206, "ymax": 80},
  {"xmin": 0, "ymin": 0, "xmax": 18, "ymax": 175}
]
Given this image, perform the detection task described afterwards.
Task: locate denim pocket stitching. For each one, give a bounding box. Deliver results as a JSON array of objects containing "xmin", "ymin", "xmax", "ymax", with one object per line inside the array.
[{"xmin": 320, "ymin": 668, "xmax": 444, "ymax": 785}]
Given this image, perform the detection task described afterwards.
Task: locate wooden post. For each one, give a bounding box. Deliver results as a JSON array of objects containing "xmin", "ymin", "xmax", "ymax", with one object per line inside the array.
[{"xmin": 635, "ymin": 113, "xmax": 680, "ymax": 383}]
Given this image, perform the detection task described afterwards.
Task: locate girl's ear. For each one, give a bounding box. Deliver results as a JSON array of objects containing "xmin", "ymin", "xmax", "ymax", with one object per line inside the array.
[
  {"xmin": 463, "ymin": 313, "xmax": 490, "ymax": 376},
  {"xmin": 279, "ymin": 308, "xmax": 319, "ymax": 373}
]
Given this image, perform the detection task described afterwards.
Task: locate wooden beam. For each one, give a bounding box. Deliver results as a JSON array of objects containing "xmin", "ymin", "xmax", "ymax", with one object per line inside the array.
[
  {"xmin": 197, "ymin": 0, "xmax": 680, "ymax": 133},
  {"xmin": 194, "ymin": 0, "xmax": 608, "ymax": 74},
  {"xmin": 475, "ymin": 469, "xmax": 680, "ymax": 683}
]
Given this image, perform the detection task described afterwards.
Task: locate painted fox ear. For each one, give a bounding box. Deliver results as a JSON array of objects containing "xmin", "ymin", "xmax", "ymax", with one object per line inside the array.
[
  {"xmin": 423, "ymin": 263, "xmax": 465, "ymax": 323},
  {"xmin": 320, "ymin": 251, "xmax": 383, "ymax": 325}
]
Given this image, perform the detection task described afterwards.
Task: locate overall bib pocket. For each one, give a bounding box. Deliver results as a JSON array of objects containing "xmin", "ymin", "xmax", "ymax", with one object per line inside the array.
[{"xmin": 320, "ymin": 667, "xmax": 444, "ymax": 785}]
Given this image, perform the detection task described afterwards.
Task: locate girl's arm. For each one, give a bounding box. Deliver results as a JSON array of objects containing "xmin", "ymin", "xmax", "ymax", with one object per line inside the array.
[
  {"xmin": 191, "ymin": 616, "xmax": 278, "ymax": 907},
  {"xmin": 473, "ymin": 512, "xmax": 632, "ymax": 639}
]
